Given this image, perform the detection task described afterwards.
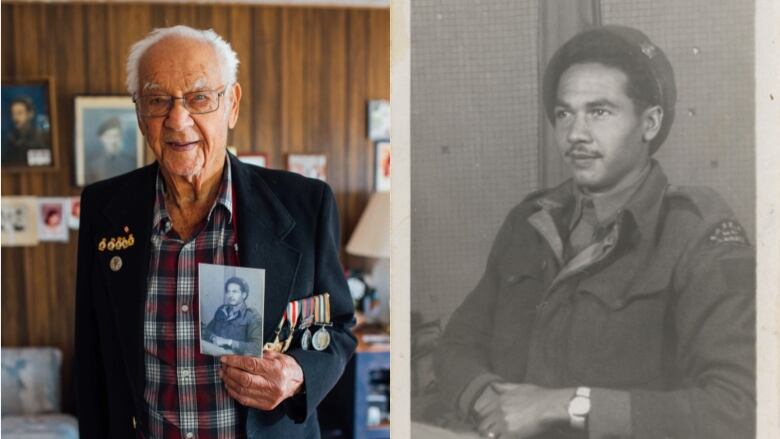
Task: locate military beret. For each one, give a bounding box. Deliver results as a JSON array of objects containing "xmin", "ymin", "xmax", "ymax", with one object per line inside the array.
[{"xmin": 542, "ymin": 25, "xmax": 676, "ymax": 154}]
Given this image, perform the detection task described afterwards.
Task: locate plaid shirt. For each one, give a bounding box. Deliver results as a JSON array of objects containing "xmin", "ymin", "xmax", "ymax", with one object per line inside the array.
[{"xmin": 143, "ymin": 161, "xmax": 245, "ymax": 439}]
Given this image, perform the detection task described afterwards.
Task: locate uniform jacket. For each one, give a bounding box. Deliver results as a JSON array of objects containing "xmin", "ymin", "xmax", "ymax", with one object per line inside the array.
[
  {"xmin": 435, "ymin": 163, "xmax": 755, "ymax": 439},
  {"xmin": 75, "ymin": 153, "xmax": 357, "ymax": 438},
  {"xmin": 202, "ymin": 305, "xmax": 263, "ymax": 356}
]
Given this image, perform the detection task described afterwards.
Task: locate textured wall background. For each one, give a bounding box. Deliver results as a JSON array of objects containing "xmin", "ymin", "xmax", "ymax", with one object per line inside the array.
[
  {"xmin": 411, "ymin": 0, "xmax": 540, "ymax": 323},
  {"xmin": 411, "ymin": 0, "xmax": 755, "ymax": 325}
]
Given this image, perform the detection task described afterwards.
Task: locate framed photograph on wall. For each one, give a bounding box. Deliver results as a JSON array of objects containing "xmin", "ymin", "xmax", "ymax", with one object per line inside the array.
[
  {"xmin": 238, "ymin": 152, "xmax": 269, "ymax": 168},
  {"xmin": 367, "ymin": 99, "xmax": 390, "ymax": 141},
  {"xmin": 375, "ymin": 140, "xmax": 391, "ymax": 192},
  {"xmin": 1, "ymin": 78, "xmax": 58, "ymax": 172},
  {"xmin": 37, "ymin": 197, "xmax": 70, "ymax": 242},
  {"xmin": 75, "ymin": 96, "xmax": 144, "ymax": 186},
  {"xmin": 1, "ymin": 196, "xmax": 39, "ymax": 246},
  {"xmin": 286, "ymin": 153, "xmax": 327, "ymax": 182}
]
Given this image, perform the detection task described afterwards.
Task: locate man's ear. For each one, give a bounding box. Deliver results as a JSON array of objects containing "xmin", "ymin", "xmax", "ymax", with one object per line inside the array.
[
  {"xmin": 641, "ymin": 105, "xmax": 663, "ymax": 143},
  {"xmin": 228, "ymin": 83, "xmax": 242, "ymax": 129}
]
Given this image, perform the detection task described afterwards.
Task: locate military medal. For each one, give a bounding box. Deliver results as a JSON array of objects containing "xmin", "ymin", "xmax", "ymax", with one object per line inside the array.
[
  {"xmin": 299, "ymin": 296, "xmax": 315, "ymax": 350},
  {"xmin": 263, "ymin": 317, "xmax": 286, "ymax": 353},
  {"xmin": 312, "ymin": 293, "xmax": 332, "ymax": 351},
  {"xmin": 281, "ymin": 300, "xmax": 300, "ymax": 353},
  {"xmin": 109, "ymin": 256, "xmax": 123, "ymax": 272},
  {"xmin": 300, "ymin": 296, "xmax": 315, "ymax": 330},
  {"xmin": 312, "ymin": 327, "xmax": 331, "ymax": 351},
  {"xmin": 301, "ymin": 328, "xmax": 312, "ymax": 350}
]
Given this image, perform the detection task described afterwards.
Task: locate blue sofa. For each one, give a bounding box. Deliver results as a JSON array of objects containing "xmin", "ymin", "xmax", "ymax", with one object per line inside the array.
[{"xmin": 1, "ymin": 347, "xmax": 79, "ymax": 439}]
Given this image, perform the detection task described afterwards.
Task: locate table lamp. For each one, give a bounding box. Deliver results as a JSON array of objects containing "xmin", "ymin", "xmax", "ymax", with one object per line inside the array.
[{"xmin": 346, "ymin": 192, "xmax": 390, "ymax": 324}]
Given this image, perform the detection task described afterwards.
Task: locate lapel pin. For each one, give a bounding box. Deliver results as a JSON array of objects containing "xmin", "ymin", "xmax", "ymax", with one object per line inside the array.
[{"xmin": 110, "ymin": 256, "xmax": 123, "ymax": 272}]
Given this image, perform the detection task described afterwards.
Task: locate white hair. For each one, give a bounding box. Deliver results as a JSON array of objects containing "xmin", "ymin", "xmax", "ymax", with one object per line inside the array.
[{"xmin": 125, "ymin": 25, "xmax": 239, "ymax": 96}]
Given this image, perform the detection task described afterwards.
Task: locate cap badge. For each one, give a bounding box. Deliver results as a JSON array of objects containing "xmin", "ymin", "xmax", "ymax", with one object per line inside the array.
[{"xmin": 640, "ymin": 42, "xmax": 657, "ymax": 59}]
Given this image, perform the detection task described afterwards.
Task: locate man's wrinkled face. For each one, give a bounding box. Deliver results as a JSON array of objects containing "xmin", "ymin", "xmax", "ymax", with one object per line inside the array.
[
  {"xmin": 224, "ymin": 282, "xmax": 247, "ymax": 307},
  {"xmin": 553, "ymin": 62, "xmax": 660, "ymax": 194},
  {"xmin": 135, "ymin": 36, "xmax": 240, "ymax": 179},
  {"xmin": 11, "ymin": 103, "xmax": 32, "ymax": 130}
]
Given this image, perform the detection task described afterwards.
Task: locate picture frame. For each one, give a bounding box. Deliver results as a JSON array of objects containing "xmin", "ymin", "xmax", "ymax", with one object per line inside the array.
[
  {"xmin": 367, "ymin": 99, "xmax": 390, "ymax": 141},
  {"xmin": 1, "ymin": 78, "xmax": 59, "ymax": 172},
  {"xmin": 199, "ymin": 263, "xmax": 265, "ymax": 357},
  {"xmin": 74, "ymin": 96, "xmax": 144, "ymax": 186},
  {"xmin": 375, "ymin": 140, "xmax": 391, "ymax": 192},
  {"xmin": 37, "ymin": 197, "xmax": 70, "ymax": 243},
  {"xmin": 238, "ymin": 152, "xmax": 269, "ymax": 168},
  {"xmin": 286, "ymin": 153, "xmax": 327, "ymax": 182},
  {"xmin": 1, "ymin": 196, "xmax": 39, "ymax": 247}
]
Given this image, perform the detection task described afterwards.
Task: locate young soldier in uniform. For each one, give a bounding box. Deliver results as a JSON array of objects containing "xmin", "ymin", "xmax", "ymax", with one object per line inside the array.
[{"xmin": 435, "ymin": 26, "xmax": 755, "ymax": 439}]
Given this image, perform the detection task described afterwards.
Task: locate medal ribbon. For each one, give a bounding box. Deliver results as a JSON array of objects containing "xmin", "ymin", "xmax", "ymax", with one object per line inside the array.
[
  {"xmin": 324, "ymin": 293, "xmax": 330, "ymax": 323},
  {"xmin": 287, "ymin": 300, "xmax": 300, "ymax": 329}
]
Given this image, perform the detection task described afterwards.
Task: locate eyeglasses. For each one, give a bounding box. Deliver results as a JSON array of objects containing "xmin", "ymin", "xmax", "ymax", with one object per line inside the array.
[{"xmin": 134, "ymin": 86, "xmax": 228, "ymax": 117}]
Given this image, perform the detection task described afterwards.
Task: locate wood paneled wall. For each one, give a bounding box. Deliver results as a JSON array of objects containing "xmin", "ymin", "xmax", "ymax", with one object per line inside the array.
[{"xmin": 1, "ymin": 1, "xmax": 389, "ymax": 413}]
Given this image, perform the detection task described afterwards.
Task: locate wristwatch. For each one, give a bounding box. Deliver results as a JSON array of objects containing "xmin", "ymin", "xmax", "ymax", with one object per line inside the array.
[{"xmin": 567, "ymin": 386, "xmax": 591, "ymax": 430}]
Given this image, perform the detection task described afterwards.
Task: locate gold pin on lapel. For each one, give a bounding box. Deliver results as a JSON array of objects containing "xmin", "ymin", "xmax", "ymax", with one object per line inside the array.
[{"xmin": 110, "ymin": 256, "xmax": 123, "ymax": 272}]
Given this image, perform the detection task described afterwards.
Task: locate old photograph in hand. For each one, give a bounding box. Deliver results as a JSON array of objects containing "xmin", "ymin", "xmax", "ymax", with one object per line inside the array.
[{"xmin": 199, "ymin": 263, "xmax": 265, "ymax": 357}]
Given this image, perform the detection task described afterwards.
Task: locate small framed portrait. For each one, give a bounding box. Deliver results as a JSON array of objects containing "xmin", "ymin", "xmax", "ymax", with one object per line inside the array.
[
  {"xmin": 199, "ymin": 264, "xmax": 265, "ymax": 357},
  {"xmin": 68, "ymin": 196, "xmax": 81, "ymax": 230},
  {"xmin": 75, "ymin": 96, "xmax": 144, "ymax": 186},
  {"xmin": 367, "ymin": 99, "xmax": 390, "ymax": 141},
  {"xmin": 287, "ymin": 153, "xmax": 327, "ymax": 182},
  {"xmin": 238, "ymin": 152, "xmax": 269, "ymax": 168},
  {"xmin": 37, "ymin": 197, "xmax": 70, "ymax": 242},
  {"xmin": 1, "ymin": 196, "xmax": 39, "ymax": 246},
  {"xmin": 1, "ymin": 78, "xmax": 58, "ymax": 172},
  {"xmin": 375, "ymin": 140, "xmax": 391, "ymax": 192}
]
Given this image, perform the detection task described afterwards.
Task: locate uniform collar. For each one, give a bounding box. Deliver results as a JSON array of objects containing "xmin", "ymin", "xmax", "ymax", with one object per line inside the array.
[
  {"xmin": 530, "ymin": 160, "xmax": 669, "ymax": 261},
  {"xmin": 570, "ymin": 163, "xmax": 652, "ymax": 227},
  {"xmin": 223, "ymin": 301, "xmax": 248, "ymax": 320}
]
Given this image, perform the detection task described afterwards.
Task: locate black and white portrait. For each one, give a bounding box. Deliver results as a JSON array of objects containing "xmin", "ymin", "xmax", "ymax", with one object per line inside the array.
[
  {"xmin": 199, "ymin": 264, "xmax": 265, "ymax": 357},
  {"xmin": 409, "ymin": 1, "xmax": 756, "ymax": 438}
]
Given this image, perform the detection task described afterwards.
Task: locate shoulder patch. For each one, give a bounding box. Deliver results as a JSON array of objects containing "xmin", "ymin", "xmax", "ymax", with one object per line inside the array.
[{"xmin": 707, "ymin": 219, "xmax": 750, "ymax": 246}]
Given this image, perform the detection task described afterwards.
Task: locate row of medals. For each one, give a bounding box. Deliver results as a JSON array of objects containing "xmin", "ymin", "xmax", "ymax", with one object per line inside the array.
[{"xmin": 265, "ymin": 306, "xmax": 331, "ymax": 353}]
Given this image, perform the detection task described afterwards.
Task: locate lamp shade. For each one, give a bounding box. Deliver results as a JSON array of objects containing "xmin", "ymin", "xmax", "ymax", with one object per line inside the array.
[{"xmin": 346, "ymin": 192, "xmax": 390, "ymax": 258}]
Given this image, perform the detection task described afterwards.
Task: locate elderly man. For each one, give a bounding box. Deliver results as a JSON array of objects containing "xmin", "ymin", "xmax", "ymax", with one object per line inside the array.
[
  {"xmin": 435, "ymin": 26, "xmax": 755, "ymax": 439},
  {"xmin": 75, "ymin": 25, "xmax": 356, "ymax": 438},
  {"xmin": 202, "ymin": 276, "xmax": 263, "ymax": 356}
]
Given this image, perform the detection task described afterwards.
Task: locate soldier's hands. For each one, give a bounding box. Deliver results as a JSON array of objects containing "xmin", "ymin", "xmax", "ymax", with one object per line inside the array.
[
  {"xmin": 477, "ymin": 383, "xmax": 572, "ymax": 438},
  {"xmin": 219, "ymin": 350, "xmax": 304, "ymax": 410},
  {"xmin": 474, "ymin": 383, "xmax": 505, "ymax": 437},
  {"xmin": 212, "ymin": 336, "xmax": 232, "ymax": 348}
]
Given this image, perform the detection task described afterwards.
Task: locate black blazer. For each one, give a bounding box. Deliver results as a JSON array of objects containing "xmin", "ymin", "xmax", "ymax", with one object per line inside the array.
[{"xmin": 74, "ymin": 153, "xmax": 357, "ymax": 438}]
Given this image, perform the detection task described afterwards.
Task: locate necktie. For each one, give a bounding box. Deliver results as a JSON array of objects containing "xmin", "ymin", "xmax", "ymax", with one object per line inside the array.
[{"xmin": 567, "ymin": 199, "xmax": 598, "ymax": 259}]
